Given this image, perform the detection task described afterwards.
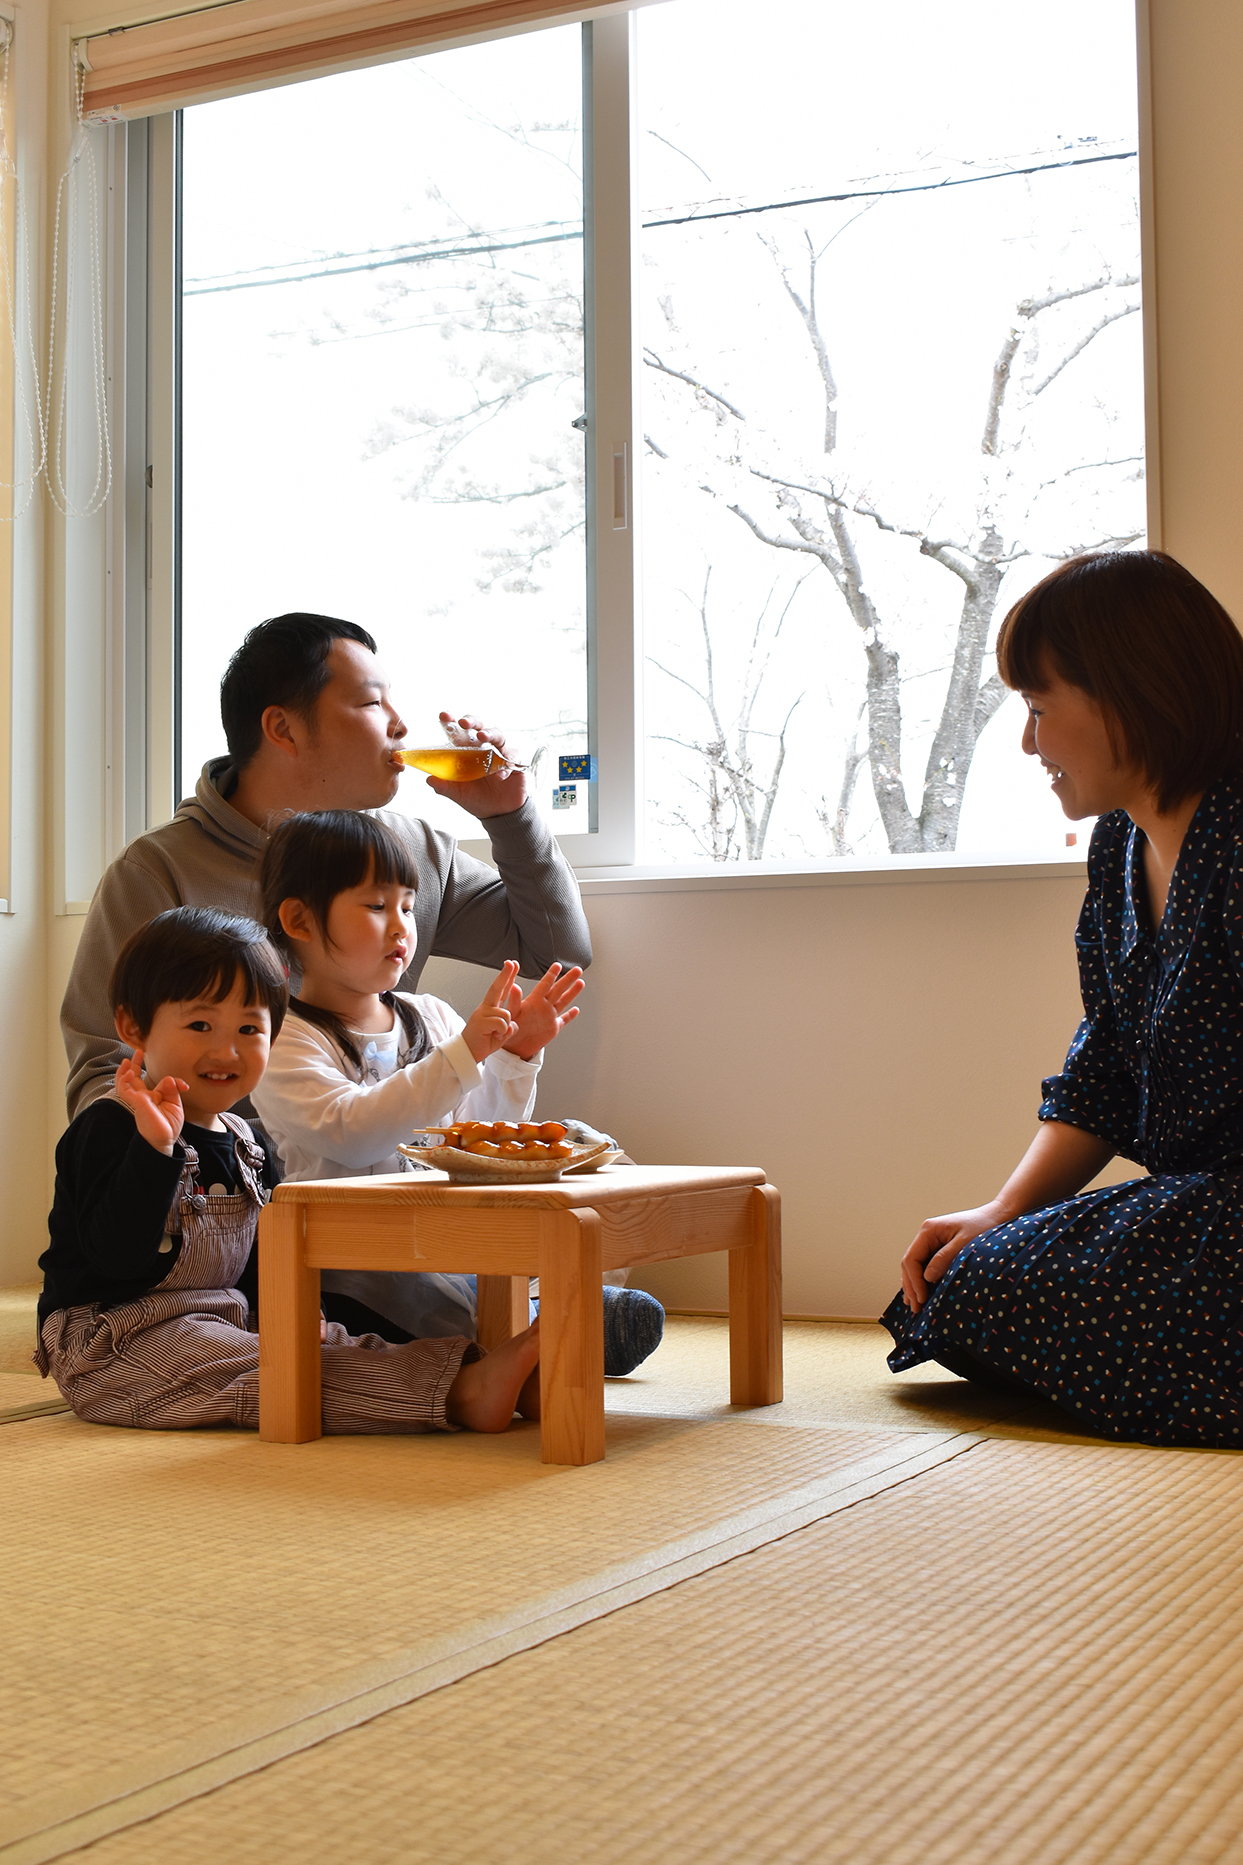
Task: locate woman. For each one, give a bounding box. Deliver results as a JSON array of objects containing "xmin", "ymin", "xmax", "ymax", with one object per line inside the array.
[{"xmin": 883, "ymin": 548, "xmax": 1243, "ymax": 1446}]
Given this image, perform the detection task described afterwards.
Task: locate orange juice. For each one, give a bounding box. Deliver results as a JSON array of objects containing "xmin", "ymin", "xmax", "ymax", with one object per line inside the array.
[{"xmin": 394, "ymin": 746, "xmax": 495, "ymax": 780}]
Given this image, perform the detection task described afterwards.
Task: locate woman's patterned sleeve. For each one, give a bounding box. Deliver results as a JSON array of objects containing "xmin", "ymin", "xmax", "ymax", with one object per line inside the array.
[
  {"xmin": 1221, "ymin": 840, "xmax": 1243, "ymax": 976},
  {"xmin": 1038, "ymin": 823, "xmax": 1141, "ymax": 1153}
]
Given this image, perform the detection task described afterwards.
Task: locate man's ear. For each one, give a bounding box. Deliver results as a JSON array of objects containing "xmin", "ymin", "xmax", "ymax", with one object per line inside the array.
[
  {"xmin": 278, "ymin": 898, "xmax": 316, "ymax": 946},
  {"xmin": 114, "ymin": 1006, "xmax": 145, "ymax": 1049},
  {"xmin": 260, "ymin": 704, "xmax": 309, "ymax": 761}
]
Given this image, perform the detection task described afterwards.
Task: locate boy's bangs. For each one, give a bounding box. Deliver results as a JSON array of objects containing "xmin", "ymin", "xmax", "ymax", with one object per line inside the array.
[
  {"xmin": 202, "ymin": 947, "xmax": 288, "ymax": 1014},
  {"xmin": 109, "ymin": 906, "xmax": 289, "ymax": 1039}
]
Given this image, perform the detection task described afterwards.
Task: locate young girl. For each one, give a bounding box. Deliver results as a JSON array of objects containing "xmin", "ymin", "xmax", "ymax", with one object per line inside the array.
[
  {"xmin": 253, "ymin": 811, "xmax": 664, "ymax": 1374},
  {"xmin": 37, "ymin": 905, "xmax": 540, "ymax": 1434}
]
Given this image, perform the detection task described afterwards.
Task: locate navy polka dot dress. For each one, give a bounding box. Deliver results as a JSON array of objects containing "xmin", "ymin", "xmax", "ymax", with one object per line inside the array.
[{"xmin": 883, "ymin": 779, "xmax": 1243, "ymax": 1447}]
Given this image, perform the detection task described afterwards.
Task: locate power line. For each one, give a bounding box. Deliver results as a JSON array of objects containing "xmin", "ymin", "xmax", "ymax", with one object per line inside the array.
[
  {"xmin": 182, "ymin": 148, "xmax": 1137, "ymax": 296},
  {"xmin": 644, "ymin": 148, "xmax": 1137, "ymax": 228},
  {"xmin": 183, "ymin": 229, "xmax": 578, "ymax": 294}
]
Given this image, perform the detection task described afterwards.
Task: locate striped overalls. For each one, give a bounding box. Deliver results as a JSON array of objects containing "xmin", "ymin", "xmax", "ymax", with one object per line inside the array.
[{"xmin": 37, "ymin": 1109, "xmax": 475, "ymax": 1433}]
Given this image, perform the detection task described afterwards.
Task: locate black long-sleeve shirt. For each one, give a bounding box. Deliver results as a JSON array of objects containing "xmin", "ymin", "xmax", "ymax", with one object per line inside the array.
[{"xmin": 40, "ymin": 1101, "xmax": 277, "ymax": 1330}]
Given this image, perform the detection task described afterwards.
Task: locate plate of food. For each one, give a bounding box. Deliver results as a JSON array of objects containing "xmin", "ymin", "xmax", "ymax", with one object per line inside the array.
[{"xmin": 398, "ymin": 1119, "xmax": 613, "ymax": 1184}]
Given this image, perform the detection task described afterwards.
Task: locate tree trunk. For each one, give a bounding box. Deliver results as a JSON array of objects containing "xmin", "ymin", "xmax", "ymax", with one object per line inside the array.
[{"xmin": 916, "ymin": 539, "xmax": 1006, "ymax": 850}]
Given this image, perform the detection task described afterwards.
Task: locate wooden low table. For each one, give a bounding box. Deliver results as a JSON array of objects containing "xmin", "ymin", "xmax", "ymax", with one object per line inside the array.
[{"xmin": 258, "ymin": 1164, "xmax": 782, "ymax": 1465}]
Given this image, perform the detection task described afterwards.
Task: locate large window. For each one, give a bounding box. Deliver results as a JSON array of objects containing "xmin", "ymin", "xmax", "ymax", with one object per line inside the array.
[
  {"xmin": 176, "ymin": 0, "xmax": 1143, "ymax": 867},
  {"xmin": 637, "ymin": 0, "xmax": 1143, "ymax": 863},
  {"xmin": 180, "ymin": 28, "xmax": 589, "ymax": 840}
]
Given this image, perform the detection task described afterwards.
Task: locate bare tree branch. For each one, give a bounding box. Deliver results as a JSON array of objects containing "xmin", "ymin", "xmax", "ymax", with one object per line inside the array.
[
  {"xmin": 1015, "ymin": 274, "xmax": 1138, "ymax": 317},
  {"xmin": 746, "ymin": 468, "xmax": 980, "ymax": 582},
  {"xmin": 982, "ymin": 328, "xmax": 1023, "ymax": 456},
  {"xmin": 761, "ymin": 231, "xmax": 838, "ymax": 452},
  {"xmin": 1037, "ymin": 453, "xmax": 1144, "ymax": 490},
  {"xmin": 643, "ymin": 349, "xmax": 747, "ymax": 421},
  {"xmin": 1029, "ymin": 302, "xmax": 1140, "ymax": 397},
  {"xmin": 983, "ymin": 276, "xmax": 1140, "ymax": 454},
  {"xmin": 727, "ymin": 501, "xmax": 846, "ymax": 586}
]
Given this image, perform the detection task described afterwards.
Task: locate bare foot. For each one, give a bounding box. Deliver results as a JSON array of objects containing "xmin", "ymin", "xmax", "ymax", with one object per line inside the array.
[
  {"xmin": 446, "ymin": 1320, "xmax": 541, "ymax": 1432},
  {"xmin": 517, "ymin": 1363, "xmax": 540, "ymax": 1420}
]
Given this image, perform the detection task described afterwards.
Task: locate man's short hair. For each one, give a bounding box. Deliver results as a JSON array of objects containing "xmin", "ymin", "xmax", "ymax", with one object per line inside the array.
[
  {"xmin": 109, "ymin": 907, "xmax": 288, "ymax": 1040},
  {"xmin": 220, "ymin": 614, "xmax": 378, "ymax": 769}
]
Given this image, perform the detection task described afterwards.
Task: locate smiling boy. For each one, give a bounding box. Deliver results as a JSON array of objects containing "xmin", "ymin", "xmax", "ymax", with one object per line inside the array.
[{"xmin": 38, "ymin": 905, "xmax": 543, "ymax": 1433}]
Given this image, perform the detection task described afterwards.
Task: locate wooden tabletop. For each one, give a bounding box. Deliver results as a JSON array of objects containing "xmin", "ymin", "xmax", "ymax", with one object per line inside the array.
[{"xmin": 270, "ymin": 1162, "xmax": 767, "ymax": 1211}]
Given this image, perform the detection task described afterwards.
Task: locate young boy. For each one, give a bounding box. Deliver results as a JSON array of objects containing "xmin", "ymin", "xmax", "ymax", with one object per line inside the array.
[{"xmin": 37, "ymin": 905, "xmax": 539, "ymax": 1434}]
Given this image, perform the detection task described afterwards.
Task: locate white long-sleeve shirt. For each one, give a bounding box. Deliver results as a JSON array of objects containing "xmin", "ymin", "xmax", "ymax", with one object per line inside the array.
[{"xmin": 253, "ymin": 991, "xmax": 541, "ymax": 1182}]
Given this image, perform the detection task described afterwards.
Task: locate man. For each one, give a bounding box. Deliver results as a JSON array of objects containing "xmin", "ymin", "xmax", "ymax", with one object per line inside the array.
[{"xmin": 63, "ymin": 613, "xmax": 592, "ymax": 1117}]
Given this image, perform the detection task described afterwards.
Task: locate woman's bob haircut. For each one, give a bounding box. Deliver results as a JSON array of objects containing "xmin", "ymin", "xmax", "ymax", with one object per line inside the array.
[
  {"xmin": 260, "ymin": 810, "xmax": 418, "ymax": 954},
  {"xmin": 996, "ymin": 549, "xmax": 1243, "ymax": 814},
  {"xmin": 109, "ymin": 906, "xmax": 288, "ymax": 1039}
]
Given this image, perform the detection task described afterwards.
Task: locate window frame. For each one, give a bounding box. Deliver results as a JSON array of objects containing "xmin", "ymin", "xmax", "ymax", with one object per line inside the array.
[
  {"xmin": 139, "ymin": 2, "xmax": 1124, "ymax": 886},
  {"xmin": 158, "ymin": 14, "xmax": 643, "ymax": 869}
]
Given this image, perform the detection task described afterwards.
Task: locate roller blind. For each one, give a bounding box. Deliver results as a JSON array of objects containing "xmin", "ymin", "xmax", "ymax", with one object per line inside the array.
[{"xmin": 79, "ymin": 0, "xmax": 643, "ymax": 120}]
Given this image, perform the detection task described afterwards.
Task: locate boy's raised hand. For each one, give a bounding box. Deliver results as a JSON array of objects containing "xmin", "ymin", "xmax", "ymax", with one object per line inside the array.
[
  {"xmin": 115, "ymin": 1051, "xmax": 189, "ymax": 1155},
  {"xmin": 463, "ymin": 960, "xmax": 521, "ymax": 1062},
  {"xmin": 503, "ymin": 963, "xmax": 584, "ymax": 1061}
]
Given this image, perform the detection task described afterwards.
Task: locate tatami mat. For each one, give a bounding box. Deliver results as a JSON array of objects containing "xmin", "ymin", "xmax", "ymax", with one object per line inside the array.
[
  {"xmin": 0, "ymin": 1300, "xmax": 1184, "ymax": 1863},
  {"xmin": 0, "ymin": 1286, "xmax": 39, "ymax": 1373},
  {"xmin": 62, "ymin": 1433, "xmax": 1243, "ymax": 1865},
  {"xmin": 0, "ymin": 1393, "xmax": 965, "ymax": 1862},
  {"xmin": 0, "ymin": 1372, "xmax": 66, "ymax": 1423},
  {"xmin": 0, "ymin": 1283, "xmax": 1090, "ymax": 1439},
  {"xmin": 0, "ymin": 1290, "xmax": 67, "ymax": 1423},
  {"xmin": 609, "ymin": 1312, "xmax": 1102, "ymax": 1442}
]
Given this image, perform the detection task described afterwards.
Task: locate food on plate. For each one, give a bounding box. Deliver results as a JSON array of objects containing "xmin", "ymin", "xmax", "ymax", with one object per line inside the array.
[{"xmin": 417, "ymin": 1116, "xmax": 589, "ymax": 1164}]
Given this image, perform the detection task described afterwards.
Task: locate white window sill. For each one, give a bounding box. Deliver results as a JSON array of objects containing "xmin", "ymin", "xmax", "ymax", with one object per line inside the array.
[{"xmin": 569, "ymin": 850, "xmax": 1089, "ymax": 896}]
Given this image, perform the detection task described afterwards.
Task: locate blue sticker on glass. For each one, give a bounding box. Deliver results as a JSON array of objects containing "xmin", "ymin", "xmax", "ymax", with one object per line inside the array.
[{"xmin": 558, "ymin": 755, "xmax": 598, "ymax": 782}]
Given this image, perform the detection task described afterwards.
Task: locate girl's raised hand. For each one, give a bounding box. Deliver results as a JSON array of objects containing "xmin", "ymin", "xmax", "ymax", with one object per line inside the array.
[
  {"xmin": 503, "ymin": 963, "xmax": 584, "ymax": 1061},
  {"xmin": 115, "ymin": 1051, "xmax": 189, "ymax": 1155},
  {"xmin": 462, "ymin": 960, "xmax": 521, "ymax": 1062}
]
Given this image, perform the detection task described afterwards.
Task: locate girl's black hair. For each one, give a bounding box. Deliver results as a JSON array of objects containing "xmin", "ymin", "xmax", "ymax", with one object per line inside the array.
[
  {"xmin": 109, "ymin": 907, "xmax": 288, "ymax": 1038},
  {"xmin": 259, "ymin": 811, "xmax": 431, "ymax": 1075}
]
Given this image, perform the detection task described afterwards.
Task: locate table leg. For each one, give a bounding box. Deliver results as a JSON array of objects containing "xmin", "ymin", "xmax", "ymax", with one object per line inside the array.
[
  {"xmin": 538, "ymin": 1207, "xmax": 605, "ymax": 1466},
  {"xmin": 729, "ymin": 1183, "xmax": 783, "ymax": 1407},
  {"xmin": 477, "ymin": 1274, "xmax": 531, "ymax": 1352},
  {"xmin": 259, "ymin": 1200, "xmax": 322, "ymax": 1442}
]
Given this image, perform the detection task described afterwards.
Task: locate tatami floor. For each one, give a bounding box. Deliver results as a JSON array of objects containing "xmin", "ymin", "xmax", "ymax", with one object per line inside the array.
[{"xmin": 3, "ymin": 1289, "xmax": 1241, "ymax": 1864}]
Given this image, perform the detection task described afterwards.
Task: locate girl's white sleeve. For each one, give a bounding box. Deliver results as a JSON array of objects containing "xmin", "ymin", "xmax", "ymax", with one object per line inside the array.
[
  {"xmin": 419, "ymin": 995, "xmax": 542, "ymax": 1127},
  {"xmin": 253, "ymin": 997, "xmax": 540, "ymax": 1174}
]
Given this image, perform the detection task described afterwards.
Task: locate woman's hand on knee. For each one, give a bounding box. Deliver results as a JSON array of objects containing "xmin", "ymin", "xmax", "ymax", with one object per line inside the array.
[{"xmin": 900, "ymin": 1202, "xmax": 1008, "ymax": 1315}]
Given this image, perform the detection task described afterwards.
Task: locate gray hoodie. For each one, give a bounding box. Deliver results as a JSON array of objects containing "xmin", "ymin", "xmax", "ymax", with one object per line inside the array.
[{"xmin": 62, "ymin": 759, "xmax": 592, "ymax": 1118}]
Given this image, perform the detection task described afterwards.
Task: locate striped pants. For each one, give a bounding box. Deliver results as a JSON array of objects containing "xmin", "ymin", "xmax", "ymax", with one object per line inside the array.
[{"xmin": 39, "ymin": 1287, "xmax": 477, "ymax": 1434}]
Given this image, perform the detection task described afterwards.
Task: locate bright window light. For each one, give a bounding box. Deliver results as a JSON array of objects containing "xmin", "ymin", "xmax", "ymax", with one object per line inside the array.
[
  {"xmin": 179, "ymin": 27, "xmax": 588, "ymax": 837},
  {"xmin": 638, "ymin": 0, "xmax": 1142, "ymax": 863}
]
